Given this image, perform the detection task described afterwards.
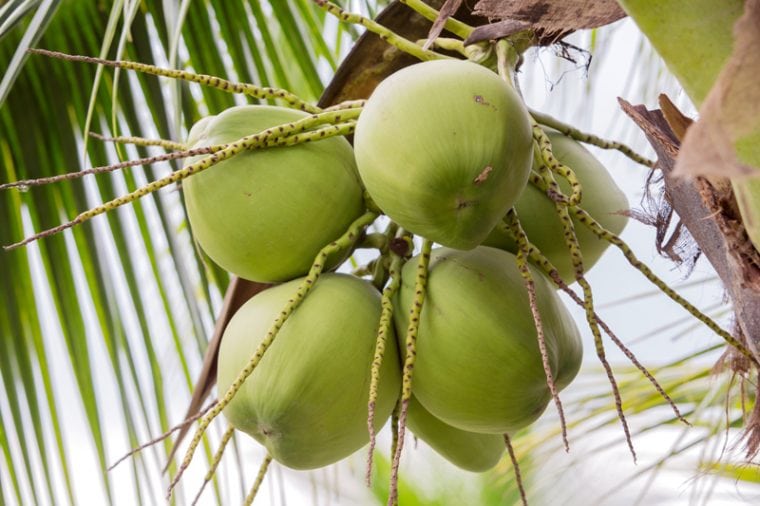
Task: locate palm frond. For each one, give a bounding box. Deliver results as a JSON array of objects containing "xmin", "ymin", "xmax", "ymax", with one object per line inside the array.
[{"xmin": 0, "ymin": 2, "xmax": 350, "ymax": 503}]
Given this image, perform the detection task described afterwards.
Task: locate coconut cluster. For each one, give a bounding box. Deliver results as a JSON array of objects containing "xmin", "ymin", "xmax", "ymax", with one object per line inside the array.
[{"xmin": 182, "ymin": 59, "xmax": 628, "ymax": 472}]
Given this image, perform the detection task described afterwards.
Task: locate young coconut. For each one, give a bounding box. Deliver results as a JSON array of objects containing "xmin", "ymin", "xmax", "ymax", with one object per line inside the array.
[
  {"xmin": 353, "ymin": 59, "xmax": 533, "ymax": 250},
  {"xmin": 217, "ymin": 273, "xmax": 401, "ymax": 470},
  {"xmin": 394, "ymin": 246, "xmax": 582, "ymax": 434},
  {"xmin": 183, "ymin": 105, "xmax": 364, "ymax": 283},
  {"xmin": 484, "ymin": 129, "xmax": 629, "ymax": 283},
  {"xmin": 407, "ymin": 395, "xmax": 504, "ymax": 472}
]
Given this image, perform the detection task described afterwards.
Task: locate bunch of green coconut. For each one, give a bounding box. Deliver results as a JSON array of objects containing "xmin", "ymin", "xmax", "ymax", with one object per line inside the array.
[{"xmin": 183, "ymin": 59, "xmax": 628, "ymax": 473}]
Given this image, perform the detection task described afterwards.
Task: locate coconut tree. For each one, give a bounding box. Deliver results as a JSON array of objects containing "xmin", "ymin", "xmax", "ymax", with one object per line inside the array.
[{"xmin": 1, "ymin": 1, "xmax": 759, "ymax": 505}]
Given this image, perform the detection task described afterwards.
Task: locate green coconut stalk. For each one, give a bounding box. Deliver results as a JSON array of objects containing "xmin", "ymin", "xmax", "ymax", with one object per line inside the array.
[
  {"xmin": 367, "ymin": 248, "xmax": 406, "ymax": 483},
  {"xmin": 168, "ymin": 211, "xmax": 377, "ymax": 497},
  {"xmin": 243, "ymin": 455, "xmax": 273, "ymax": 506},
  {"xmin": 5, "ymin": 114, "xmax": 359, "ymax": 250},
  {"xmin": 191, "ymin": 424, "xmax": 236, "ymax": 506},
  {"xmin": 88, "ymin": 132, "xmax": 187, "ymax": 151},
  {"xmin": 484, "ymin": 129, "xmax": 629, "ymax": 283},
  {"xmin": 27, "ymin": 48, "xmax": 321, "ymax": 113},
  {"xmin": 529, "ymin": 109, "xmax": 655, "ymax": 168},
  {"xmin": 313, "ymin": 0, "xmax": 448, "ymax": 62}
]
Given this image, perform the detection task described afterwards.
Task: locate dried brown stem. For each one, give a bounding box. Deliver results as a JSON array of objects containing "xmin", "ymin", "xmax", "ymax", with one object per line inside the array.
[
  {"xmin": 0, "ymin": 145, "xmax": 221, "ymax": 190},
  {"xmin": 579, "ymin": 276, "xmax": 637, "ymax": 463},
  {"xmin": 107, "ymin": 400, "xmax": 217, "ymax": 471},
  {"xmin": 555, "ymin": 274, "xmax": 689, "ymax": 425},
  {"xmin": 528, "ymin": 142, "xmax": 638, "ymax": 462},
  {"xmin": 388, "ymin": 407, "xmax": 400, "ymax": 506},
  {"xmin": 504, "ymin": 433, "xmax": 528, "ymax": 506},
  {"xmin": 506, "ymin": 210, "xmax": 569, "ymax": 450},
  {"xmin": 389, "ymin": 398, "xmax": 410, "ymax": 506}
]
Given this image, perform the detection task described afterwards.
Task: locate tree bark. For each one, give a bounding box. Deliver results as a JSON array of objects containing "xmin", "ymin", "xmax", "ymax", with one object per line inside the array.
[{"xmin": 620, "ymin": 97, "xmax": 760, "ymax": 361}]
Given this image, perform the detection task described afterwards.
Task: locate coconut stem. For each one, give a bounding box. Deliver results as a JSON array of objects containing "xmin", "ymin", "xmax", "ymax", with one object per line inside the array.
[
  {"xmin": 108, "ymin": 400, "xmax": 217, "ymax": 471},
  {"xmin": 312, "ymin": 0, "xmax": 450, "ymax": 62},
  {"xmin": 530, "ymin": 109, "xmax": 656, "ymax": 168},
  {"xmin": 89, "ymin": 132, "xmax": 186, "ymax": 151},
  {"xmin": 388, "ymin": 239, "xmax": 432, "ymax": 506},
  {"xmin": 389, "ymin": 407, "xmax": 400, "ymax": 506},
  {"xmin": 373, "ymin": 223, "xmax": 401, "ymax": 289},
  {"xmin": 167, "ymin": 211, "xmax": 378, "ymax": 500},
  {"xmin": 0, "ymin": 141, "xmax": 223, "ymax": 191},
  {"xmin": 243, "ymin": 454, "xmax": 273, "ymax": 506},
  {"xmin": 358, "ymin": 233, "xmax": 388, "ymax": 251},
  {"xmin": 529, "ymin": 163, "xmax": 750, "ymax": 360},
  {"xmin": 324, "ymin": 99, "xmax": 366, "ymax": 111},
  {"xmin": 420, "ymin": 37, "xmax": 468, "ymax": 57},
  {"xmin": 505, "ymin": 209, "xmax": 570, "ymax": 452},
  {"xmin": 570, "ymin": 205, "xmax": 755, "ymax": 363},
  {"xmin": 4, "ymin": 116, "xmax": 357, "ymax": 250},
  {"xmin": 495, "ymin": 39, "xmax": 522, "ymax": 90},
  {"xmin": 191, "ymin": 424, "xmax": 236, "ymax": 506},
  {"xmin": 578, "ymin": 277, "xmax": 637, "ymax": 463},
  {"xmin": 398, "ymin": 0, "xmax": 475, "ymax": 39},
  {"xmin": 366, "ymin": 244, "xmax": 406, "ymax": 485},
  {"xmin": 497, "ymin": 217, "xmax": 690, "ymax": 426},
  {"xmin": 503, "ymin": 433, "xmax": 529, "ymax": 506},
  {"xmin": 3, "ymin": 110, "xmax": 355, "ymax": 190},
  {"xmin": 27, "ymin": 48, "xmax": 320, "ymax": 113},
  {"xmin": 531, "ymin": 134, "xmax": 638, "ymax": 462},
  {"xmin": 533, "ymin": 126, "xmax": 583, "ymax": 206},
  {"xmin": 371, "ymin": 255, "xmax": 389, "ymax": 290},
  {"xmin": 530, "ymin": 141, "xmax": 569, "ymax": 206}
]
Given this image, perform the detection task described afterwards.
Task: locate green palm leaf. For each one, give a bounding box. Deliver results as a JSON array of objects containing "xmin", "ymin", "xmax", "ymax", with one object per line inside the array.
[{"xmin": 0, "ymin": 2, "xmax": 353, "ymax": 503}]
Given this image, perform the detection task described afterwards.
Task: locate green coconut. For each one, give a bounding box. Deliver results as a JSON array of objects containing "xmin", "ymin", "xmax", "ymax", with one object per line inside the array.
[
  {"xmin": 483, "ymin": 130, "xmax": 628, "ymax": 282},
  {"xmin": 353, "ymin": 59, "xmax": 533, "ymax": 250},
  {"xmin": 394, "ymin": 246, "xmax": 582, "ymax": 434},
  {"xmin": 407, "ymin": 395, "xmax": 504, "ymax": 472},
  {"xmin": 183, "ymin": 105, "xmax": 364, "ymax": 283},
  {"xmin": 217, "ymin": 273, "xmax": 401, "ymax": 470}
]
